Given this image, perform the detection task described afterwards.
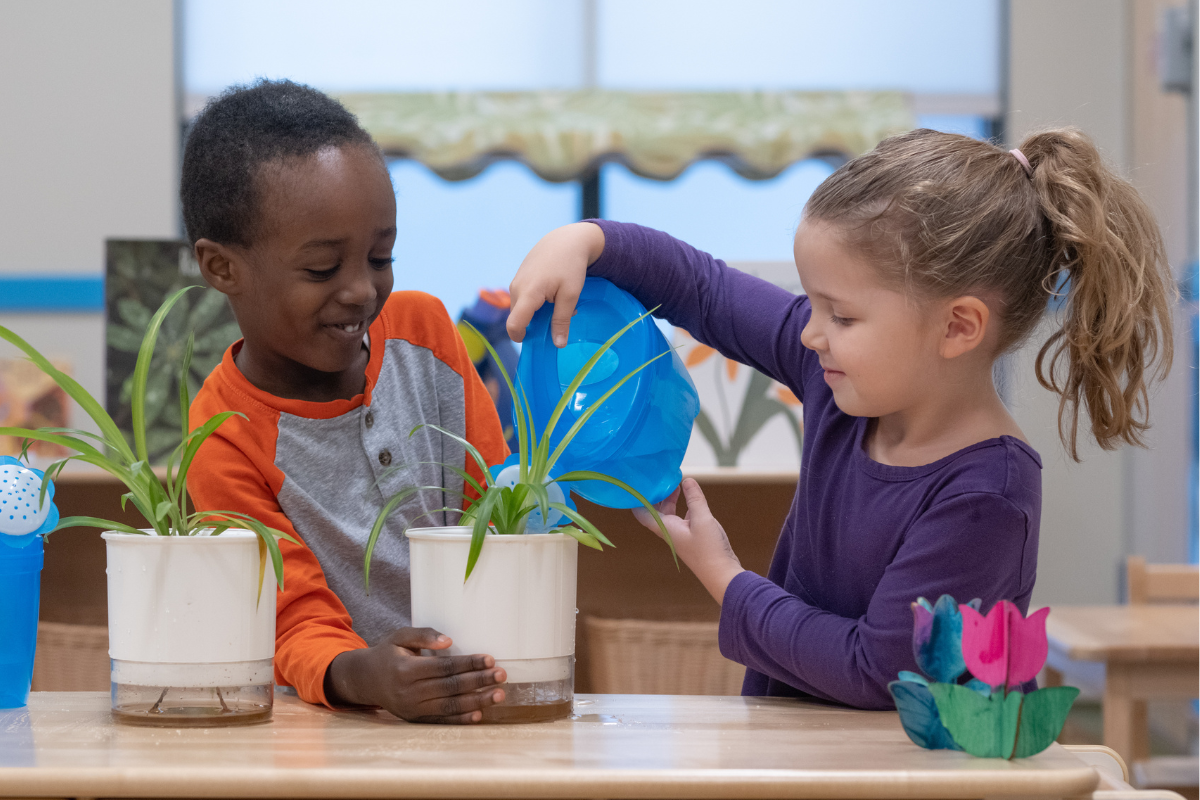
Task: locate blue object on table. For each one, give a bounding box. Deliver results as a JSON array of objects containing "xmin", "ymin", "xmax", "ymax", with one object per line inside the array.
[
  {"xmin": 517, "ymin": 278, "xmax": 699, "ymax": 508},
  {"xmin": 0, "ymin": 457, "xmax": 59, "ymax": 709}
]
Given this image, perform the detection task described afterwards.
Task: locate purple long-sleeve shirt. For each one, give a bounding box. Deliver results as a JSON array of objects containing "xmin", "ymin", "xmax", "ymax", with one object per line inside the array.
[{"xmin": 589, "ymin": 220, "xmax": 1042, "ymax": 710}]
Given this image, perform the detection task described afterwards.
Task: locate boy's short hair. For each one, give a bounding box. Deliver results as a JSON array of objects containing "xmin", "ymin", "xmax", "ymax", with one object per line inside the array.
[{"xmin": 181, "ymin": 79, "xmax": 378, "ymax": 247}]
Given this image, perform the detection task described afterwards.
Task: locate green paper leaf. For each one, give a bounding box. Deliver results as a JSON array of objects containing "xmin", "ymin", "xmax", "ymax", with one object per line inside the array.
[
  {"xmin": 1012, "ymin": 687, "xmax": 1080, "ymax": 758},
  {"xmin": 928, "ymin": 683, "xmax": 1023, "ymax": 758}
]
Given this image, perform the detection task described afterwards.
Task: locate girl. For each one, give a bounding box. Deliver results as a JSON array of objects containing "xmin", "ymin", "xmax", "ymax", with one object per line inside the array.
[{"xmin": 505, "ymin": 128, "xmax": 1175, "ymax": 709}]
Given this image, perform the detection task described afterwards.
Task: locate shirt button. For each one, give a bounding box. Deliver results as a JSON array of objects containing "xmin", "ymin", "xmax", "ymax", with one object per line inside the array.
[
  {"xmin": 364, "ymin": 411, "xmax": 374, "ymax": 428},
  {"xmin": 378, "ymin": 449, "xmax": 392, "ymax": 466}
]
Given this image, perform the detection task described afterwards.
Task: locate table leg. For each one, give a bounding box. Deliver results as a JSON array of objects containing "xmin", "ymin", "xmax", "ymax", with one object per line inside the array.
[{"xmin": 1103, "ymin": 662, "xmax": 1150, "ymax": 764}]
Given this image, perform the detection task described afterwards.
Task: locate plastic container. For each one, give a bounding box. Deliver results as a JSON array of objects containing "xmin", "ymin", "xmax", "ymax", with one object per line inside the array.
[
  {"xmin": 103, "ymin": 529, "xmax": 276, "ymax": 726},
  {"xmin": 518, "ymin": 277, "xmax": 699, "ymax": 507},
  {"xmin": 407, "ymin": 527, "xmax": 577, "ymax": 723},
  {"xmin": 0, "ymin": 533, "xmax": 43, "ymax": 709}
]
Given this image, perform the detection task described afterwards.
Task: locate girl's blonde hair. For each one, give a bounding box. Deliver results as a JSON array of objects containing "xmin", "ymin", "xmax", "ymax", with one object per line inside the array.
[{"xmin": 804, "ymin": 127, "xmax": 1175, "ymax": 461}]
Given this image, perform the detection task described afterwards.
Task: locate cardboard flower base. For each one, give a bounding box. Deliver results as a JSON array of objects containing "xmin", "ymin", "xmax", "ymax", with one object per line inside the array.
[{"xmin": 888, "ymin": 596, "xmax": 1079, "ymax": 759}]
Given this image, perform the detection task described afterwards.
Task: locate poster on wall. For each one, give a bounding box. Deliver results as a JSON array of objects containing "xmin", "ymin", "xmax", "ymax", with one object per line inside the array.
[
  {"xmin": 105, "ymin": 241, "xmax": 241, "ymax": 463},
  {"xmin": 677, "ymin": 261, "xmax": 804, "ymax": 471},
  {"xmin": 0, "ymin": 357, "xmax": 70, "ymax": 463}
]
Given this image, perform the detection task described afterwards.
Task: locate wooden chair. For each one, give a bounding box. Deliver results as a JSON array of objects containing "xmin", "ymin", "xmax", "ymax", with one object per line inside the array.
[
  {"xmin": 1123, "ymin": 557, "xmax": 1198, "ymax": 794},
  {"xmin": 1125, "ymin": 556, "xmax": 1199, "ymax": 605}
]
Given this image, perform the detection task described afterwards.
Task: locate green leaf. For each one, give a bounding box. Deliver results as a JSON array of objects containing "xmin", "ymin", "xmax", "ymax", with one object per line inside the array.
[
  {"xmin": 548, "ymin": 502, "xmax": 613, "ymax": 548},
  {"xmin": 116, "ymin": 297, "xmax": 152, "ymax": 330},
  {"xmin": 362, "ymin": 485, "xmax": 445, "ymax": 593},
  {"xmin": 555, "ymin": 469, "xmax": 675, "ymax": 564},
  {"xmin": 0, "ymin": 323, "xmax": 133, "ymax": 459},
  {"xmin": 107, "ymin": 324, "xmax": 147, "ymax": 353},
  {"xmin": 928, "ymin": 683, "xmax": 1023, "ymax": 758},
  {"xmin": 0, "ymin": 427, "xmax": 104, "ymax": 461},
  {"xmin": 408, "ymin": 423, "xmax": 494, "ymax": 494},
  {"xmin": 538, "ymin": 307, "xmax": 659, "ymax": 474},
  {"xmin": 465, "ymin": 488, "xmax": 502, "ymax": 581},
  {"xmin": 560, "ymin": 526, "xmax": 603, "ymax": 551},
  {"xmin": 154, "ymin": 500, "xmax": 173, "ymax": 521},
  {"xmin": 132, "ymin": 286, "xmax": 198, "ymax": 463},
  {"xmin": 53, "ymin": 516, "xmax": 146, "ymax": 535},
  {"xmin": 459, "ymin": 320, "xmax": 529, "ymax": 473},
  {"xmin": 1012, "ymin": 687, "xmax": 1080, "ymax": 758},
  {"xmin": 178, "ymin": 332, "xmax": 195, "ymax": 445},
  {"xmin": 544, "ymin": 349, "xmax": 671, "ymax": 474}
]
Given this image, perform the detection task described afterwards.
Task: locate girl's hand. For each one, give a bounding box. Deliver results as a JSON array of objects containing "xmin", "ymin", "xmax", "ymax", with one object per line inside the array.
[
  {"xmin": 633, "ymin": 478, "xmax": 745, "ymax": 605},
  {"xmin": 507, "ymin": 222, "xmax": 606, "ymax": 347},
  {"xmin": 324, "ymin": 627, "xmax": 506, "ymax": 723}
]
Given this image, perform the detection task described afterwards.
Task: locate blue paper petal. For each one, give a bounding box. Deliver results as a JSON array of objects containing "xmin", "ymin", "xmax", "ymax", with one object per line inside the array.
[
  {"xmin": 964, "ymin": 678, "xmax": 993, "ymax": 698},
  {"xmin": 913, "ymin": 594, "xmax": 968, "ymax": 683},
  {"xmin": 897, "ymin": 671, "xmax": 928, "ymax": 686},
  {"xmin": 889, "ymin": 680, "xmax": 962, "ymax": 751}
]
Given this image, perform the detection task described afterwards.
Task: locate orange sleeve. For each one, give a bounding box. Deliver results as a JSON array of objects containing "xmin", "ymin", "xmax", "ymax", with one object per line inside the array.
[{"xmin": 188, "ymin": 400, "xmax": 367, "ymax": 709}]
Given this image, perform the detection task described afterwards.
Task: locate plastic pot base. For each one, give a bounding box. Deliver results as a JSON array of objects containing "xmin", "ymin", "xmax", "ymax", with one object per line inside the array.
[{"xmin": 111, "ymin": 682, "xmax": 273, "ymax": 727}]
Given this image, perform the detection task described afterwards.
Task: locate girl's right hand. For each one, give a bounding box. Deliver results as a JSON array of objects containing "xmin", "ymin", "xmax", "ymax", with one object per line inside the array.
[{"xmin": 507, "ymin": 222, "xmax": 606, "ymax": 347}]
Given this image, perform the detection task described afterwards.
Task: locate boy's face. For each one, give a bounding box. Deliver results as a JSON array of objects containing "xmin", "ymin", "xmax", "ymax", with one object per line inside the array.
[{"xmin": 204, "ymin": 144, "xmax": 397, "ymax": 397}]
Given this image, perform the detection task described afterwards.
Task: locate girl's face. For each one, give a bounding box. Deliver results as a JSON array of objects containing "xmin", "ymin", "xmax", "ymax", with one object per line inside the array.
[{"xmin": 794, "ymin": 219, "xmax": 943, "ymax": 419}]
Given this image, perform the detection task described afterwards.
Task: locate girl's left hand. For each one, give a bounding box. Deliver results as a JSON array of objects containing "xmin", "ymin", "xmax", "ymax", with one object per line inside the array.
[{"xmin": 633, "ymin": 478, "xmax": 745, "ymax": 605}]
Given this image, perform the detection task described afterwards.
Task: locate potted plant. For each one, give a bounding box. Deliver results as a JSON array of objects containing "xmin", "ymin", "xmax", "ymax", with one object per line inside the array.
[
  {"xmin": 0, "ymin": 287, "xmax": 294, "ymax": 726},
  {"xmin": 364, "ymin": 310, "xmax": 677, "ymax": 723}
]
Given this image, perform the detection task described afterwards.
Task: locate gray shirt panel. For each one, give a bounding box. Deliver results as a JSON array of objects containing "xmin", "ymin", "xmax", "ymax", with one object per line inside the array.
[{"xmin": 274, "ymin": 338, "xmax": 469, "ymax": 646}]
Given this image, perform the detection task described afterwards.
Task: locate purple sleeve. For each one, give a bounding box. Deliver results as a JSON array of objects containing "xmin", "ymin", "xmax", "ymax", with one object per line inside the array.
[
  {"xmin": 589, "ymin": 220, "xmax": 814, "ymax": 397},
  {"xmin": 719, "ymin": 492, "xmax": 1034, "ymax": 709}
]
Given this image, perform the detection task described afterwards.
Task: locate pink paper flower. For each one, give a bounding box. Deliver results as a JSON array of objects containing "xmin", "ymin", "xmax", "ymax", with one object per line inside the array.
[{"xmin": 959, "ymin": 601, "xmax": 1050, "ymax": 688}]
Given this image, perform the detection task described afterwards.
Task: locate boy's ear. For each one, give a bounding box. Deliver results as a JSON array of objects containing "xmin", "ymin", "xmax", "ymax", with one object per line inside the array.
[
  {"xmin": 939, "ymin": 296, "xmax": 990, "ymax": 359},
  {"xmin": 194, "ymin": 238, "xmax": 243, "ymax": 295}
]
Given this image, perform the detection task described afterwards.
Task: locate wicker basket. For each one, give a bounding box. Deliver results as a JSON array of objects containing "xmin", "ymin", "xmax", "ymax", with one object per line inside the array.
[
  {"xmin": 30, "ymin": 622, "xmax": 110, "ymax": 691},
  {"xmin": 584, "ymin": 616, "xmax": 744, "ymax": 695}
]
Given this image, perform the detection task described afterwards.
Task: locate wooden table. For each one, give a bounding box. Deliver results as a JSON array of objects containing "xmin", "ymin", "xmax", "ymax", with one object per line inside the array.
[
  {"xmin": 0, "ymin": 692, "xmax": 1100, "ymax": 799},
  {"xmin": 1045, "ymin": 604, "xmax": 1199, "ymax": 765}
]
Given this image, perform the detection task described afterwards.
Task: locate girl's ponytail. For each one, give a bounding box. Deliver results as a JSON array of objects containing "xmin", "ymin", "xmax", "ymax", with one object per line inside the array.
[{"xmin": 1019, "ymin": 128, "xmax": 1176, "ymax": 461}]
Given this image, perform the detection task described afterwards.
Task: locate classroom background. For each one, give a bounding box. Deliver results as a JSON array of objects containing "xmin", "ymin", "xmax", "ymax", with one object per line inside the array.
[{"xmin": 0, "ymin": 0, "xmax": 1196, "ymax": 765}]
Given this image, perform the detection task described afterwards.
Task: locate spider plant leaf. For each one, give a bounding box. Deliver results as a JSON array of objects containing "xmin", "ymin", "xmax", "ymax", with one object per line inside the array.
[
  {"xmin": 459, "ymin": 320, "xmax": 529, "ymax": 475},
  {"xmin": 558, "ymin": 525, "xmax": 603, "ymax": 551},
  {"xmin": 0, "ymin": 427, "xmax": 104, "ymax": 462},
  {"xmin": 53, "ymin": 516, "xmax": 146, "ymax": 535},
  {"xmin": 545, "ymin": 349, "xmax": 671, "ymax": 474},
  {"xmin": 0, "ymin": 325, "xmax": 134, "ymax": 461},
  {"xmin": 538, "ymin": 307, "xmax": 659, "ymax": 473},
  {"xmin": 408, "ymin": 423, "xmax": 494, "ymax": 492},
  {"xmin": 554, "ymin": 470, "xmax": 676, "ymax": 565},
  {"xmin": 547, "ymin": 502, "xmax": 614, "ymax": 548},
  {"xmin": 465, "ymin": 488, "xmax": 502, "ymax": 580},
  {"xmin": 379, "ymin": 461, "xmax": 485, "ymax": 500},
  {"xmin": 526, "ymin": 481, "xmax": 552, "ymax": 530},
  {"xmin": 120, "ymin": 492, "xmax": 132, "ymax": 511},
  {"xmin": 362, "ymin": 485, "xmax": 444, "ymax": 593},
  {"xmin": 179, "ymin": 332, "xmax": 195, "ymax": 444},
  {"xmin": 153, "ymin": 500, "xmax": 173, "ymax": 521},
  {"xmin": 132, "ymin": 286, "xmax": 198, "ymax": 464}
]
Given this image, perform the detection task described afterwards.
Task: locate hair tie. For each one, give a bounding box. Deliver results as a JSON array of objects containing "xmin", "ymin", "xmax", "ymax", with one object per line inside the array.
[{"xmin": 1010, "ymin": 149, "xmax": 1033, "ymax": 178}]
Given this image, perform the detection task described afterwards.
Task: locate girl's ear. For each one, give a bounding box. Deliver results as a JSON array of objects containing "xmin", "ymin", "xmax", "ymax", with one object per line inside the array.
[
  {"xmin": 940, "ymin": 296, "xmax": 990, "ymax": 359},
  {"xmin": 194, "ymin": 239, "xmax": 243, "ymax": 296}
]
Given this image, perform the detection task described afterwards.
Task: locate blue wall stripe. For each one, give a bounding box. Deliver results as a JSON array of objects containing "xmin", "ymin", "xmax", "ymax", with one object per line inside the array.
[{"xmin": 0, "ymin": 275, "xmax": 105, "ymax": 312}]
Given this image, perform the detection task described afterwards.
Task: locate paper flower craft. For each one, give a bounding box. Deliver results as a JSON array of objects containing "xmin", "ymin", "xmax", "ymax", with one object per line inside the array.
[
  {"xmin": 889, "ymin": 595, "xmax": 1079, "ymax": 759},
  {"xmin": 0, "ymin": 455, "xmax": 59, "ymax": 548}
]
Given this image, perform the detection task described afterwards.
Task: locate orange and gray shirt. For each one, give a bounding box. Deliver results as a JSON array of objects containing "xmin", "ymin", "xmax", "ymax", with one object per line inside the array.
[{"xmin": 188, "ymin": 291, "xmax": 508, "ymax": 707}]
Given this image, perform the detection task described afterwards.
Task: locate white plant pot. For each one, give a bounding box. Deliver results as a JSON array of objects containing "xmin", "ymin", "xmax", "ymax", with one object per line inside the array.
[
  {"xmin": 407, "ymin": 527, "xmax": 577, "ymax": 722},
  {"xmin": 102, "ymin": 529, "xmax": 276, "ymax": 726}
]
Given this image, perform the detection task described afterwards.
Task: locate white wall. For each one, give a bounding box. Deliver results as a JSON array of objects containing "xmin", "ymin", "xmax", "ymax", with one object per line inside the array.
[
  {"xmin": 1007, "ymin": 0, "xmax": 1194, "ymax": 605},
  {"xmin": 0, "ymin": 1, "xmax": 179, "ymax": 437}
]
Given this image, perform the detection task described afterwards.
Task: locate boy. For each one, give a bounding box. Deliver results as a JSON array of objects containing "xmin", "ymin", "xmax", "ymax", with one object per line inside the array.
[{"xmin": 185, "ymin": 80, "xmax": 509, "ymax": 723}]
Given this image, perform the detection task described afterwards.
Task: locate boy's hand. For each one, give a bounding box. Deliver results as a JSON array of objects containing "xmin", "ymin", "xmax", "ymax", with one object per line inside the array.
[
  {"xmin": 508, "ymin": 222, "xmax": 606, "ymax": 347},
  {"xmin": 324, "ymin": 627, "xmax": 506, "ymax": 724},
  {"xmin": 633, "ymin": 478, "xmax": 745, "ymax": 605}
]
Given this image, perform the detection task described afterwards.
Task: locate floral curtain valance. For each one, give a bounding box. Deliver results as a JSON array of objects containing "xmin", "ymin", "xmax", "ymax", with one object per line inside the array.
[{"xmin": 336, "ymin": 91, "xmax": 915, "ymax": 182}]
